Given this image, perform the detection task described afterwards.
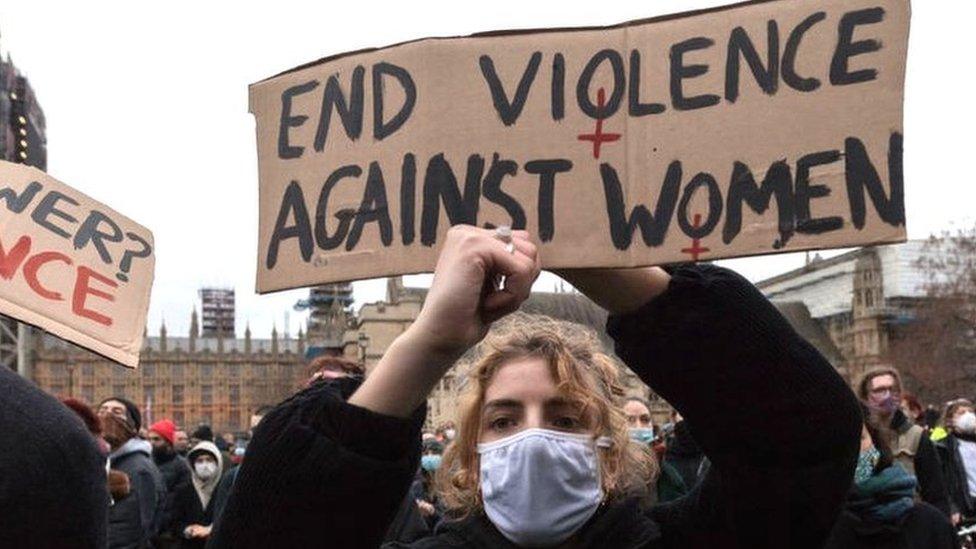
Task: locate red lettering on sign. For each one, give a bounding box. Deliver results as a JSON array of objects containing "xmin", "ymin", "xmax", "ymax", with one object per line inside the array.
[
  {"xmin": 72, "ymin": 266, "xmax": 118, "ymax": 327},
  {"xmin": 0, "ymin": 235, "xmax": 32, "ymax": 280},
  {"xmin": 24, "ymin": 251, "xmax": 72, "ymax": 300}
]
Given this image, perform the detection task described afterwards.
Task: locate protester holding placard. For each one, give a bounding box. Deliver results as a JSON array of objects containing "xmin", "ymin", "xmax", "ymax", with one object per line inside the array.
[{"xmin": 210, "ymin": 225, "xmax": 861, "ymax": 548}]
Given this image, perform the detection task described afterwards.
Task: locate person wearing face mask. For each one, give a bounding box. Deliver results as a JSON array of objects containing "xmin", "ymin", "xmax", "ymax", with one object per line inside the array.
[
  {"xmin": 210, "ymin": 225, "xmax": 861, "ymax": 549},
  {"xmin": 624, "ymin": 397, "xmax": 686, "ymax": 505},
  {"xmin": 170, "ymin": 441, "xmax": 224, "ymax": 548},
  {"xmin": 936, "ymin": 399, "xmax": 976, "ymax": 526},
  {"xmin": 99, "ymin": 397, "xmax": 167, "ymax": 549},
  {"xmin": 413, "ymin": 439, "xmax": 445, "ymax": 530},
  {"xmin": 856, "ymin": 368, "xmax": 951, "ymax": 516},
  {"xmin": 824, "ymin": 405, "xmax": 956, "ymax": 548}
]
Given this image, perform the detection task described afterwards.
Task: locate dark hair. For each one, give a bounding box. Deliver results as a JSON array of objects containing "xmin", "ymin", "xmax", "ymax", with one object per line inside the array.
[
  {"xmin": 861, "ymin": 403, "xmax": 895, "ymax": 474},
  {"xmin": 192, "ymin": 424, "xmax": 214, "ymax": 441},
  {"xmin": 99, "ymin": 396, "xmax": 142, "ymax": 431},
  {"xmin": 253, "ymin": 405, "xmax": 275, "ymax": 417}
]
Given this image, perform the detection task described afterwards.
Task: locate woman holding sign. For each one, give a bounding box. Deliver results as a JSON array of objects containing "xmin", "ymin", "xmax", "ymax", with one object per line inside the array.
[{"xmin": 211, "ymin": 225, "xmax": 861, "ymax": 548}]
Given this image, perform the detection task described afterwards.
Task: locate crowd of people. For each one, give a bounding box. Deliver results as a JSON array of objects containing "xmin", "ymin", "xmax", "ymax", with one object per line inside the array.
[{"xmin": 3, "ymin": 226, "xmax": 976, "ymax": 548}]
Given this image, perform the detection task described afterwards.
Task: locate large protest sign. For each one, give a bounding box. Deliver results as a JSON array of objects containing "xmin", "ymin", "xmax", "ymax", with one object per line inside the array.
[
  {"xmin": 0, "ymin": 161, "xmax": 154, "ymax": 367},
  {"xmin": 250, "ymin": 0, "xmax": 909, "ymax": 292}
]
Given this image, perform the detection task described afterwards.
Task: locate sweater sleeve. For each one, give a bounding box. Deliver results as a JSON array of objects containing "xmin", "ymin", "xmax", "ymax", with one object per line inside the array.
[
  {"xmin": 915, "ymin": 436, "xmax": 951, "ymax": 516},
  {"xmin": 606, "ymin": 264, "xmax": 861, "ymax": 549},
  {"xmin": 208, "ymin": 380, "xmax": 425, "ymax": 549}
]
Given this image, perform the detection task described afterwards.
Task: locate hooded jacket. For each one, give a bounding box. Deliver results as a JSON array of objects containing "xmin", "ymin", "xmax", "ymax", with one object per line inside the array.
[
  {"xmin": 108, "ymin": 437, "xmax": 166, "ymax": 549},
  {"xmin": 170, "ymin": 441, "xmax": 224, "ymax": 548}
]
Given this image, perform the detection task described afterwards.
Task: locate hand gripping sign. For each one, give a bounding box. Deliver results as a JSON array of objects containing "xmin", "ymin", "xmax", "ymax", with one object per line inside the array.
[
  {"xmin": 250, "ymin": 0, "xmax": 909, "ymax": 292},
  {"xmin": 0, "ymin": 161, "xmax": 154, "ymax": 367}
]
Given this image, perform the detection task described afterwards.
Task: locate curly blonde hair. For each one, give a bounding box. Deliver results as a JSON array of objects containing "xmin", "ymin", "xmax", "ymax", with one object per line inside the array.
[{"xmin": 436, "ymin": 313, "xmax": 657, "ymax": 516}]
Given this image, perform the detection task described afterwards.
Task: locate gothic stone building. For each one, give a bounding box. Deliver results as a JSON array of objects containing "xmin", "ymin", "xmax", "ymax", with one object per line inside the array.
[
  {"xmin": 30, "ymin": 310, "xmax": 306, "ymax": 434},
  {"xmin": 758, "ymin": 242, "xmax": 932, "ymax": 382}
]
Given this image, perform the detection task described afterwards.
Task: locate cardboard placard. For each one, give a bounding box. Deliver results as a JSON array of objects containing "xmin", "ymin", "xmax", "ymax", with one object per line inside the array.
[
  {"xmin": 0, "ymin": 161, "xmax": 154, "ymax": 367},
  {"xmin": 250, "ymin": 0, "xmax": 909, "ymax": 293}
]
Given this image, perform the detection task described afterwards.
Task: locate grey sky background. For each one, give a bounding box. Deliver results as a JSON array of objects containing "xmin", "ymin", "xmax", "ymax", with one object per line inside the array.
[{"xmin": 0, "ymin": 0, "xmax": 971, "ymax": 339}]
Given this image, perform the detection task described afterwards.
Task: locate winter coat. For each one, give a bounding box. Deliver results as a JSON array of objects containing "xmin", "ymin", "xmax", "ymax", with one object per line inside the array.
[
  {"xmin": 0, "ymin": 366, "xmax": 109, "ymax": 549},
  {"xmin": 170, "ymin": 479, "xmax": 216, "ymax": 549},
  {"xmin": 210, "ymin": 265, "xmax": 863, "ymax": 549},
  {"xmin": 170, "ymin": 442, "xmax": 223, "ymax": 548},
  {"xmin": 663, "ymin": 421, "xmax": 709, "ymax": 492},
  {"xmin": 890, "ymin": 409, "xmax": 951, "ymax": 516},
  {"xmin": 108, "ymin": 437, "xmax": 167, "ymax": 549},
  {"xmin": 155, "ymin": 451, "xmax": 190, "ymax": 493},
  {"xmin": 937, "ymin": 432, "xmax": 976, "ymax": 518}
]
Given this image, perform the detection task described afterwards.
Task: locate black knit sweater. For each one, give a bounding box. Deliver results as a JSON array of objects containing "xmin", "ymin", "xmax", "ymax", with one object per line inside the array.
[
  {"xmin": 210, "ymin": 265, "xmax": 861, "ymax": 548},
  {"xmin": 0, "ymin": 365, "xmax": 109, "ymax": 548}
]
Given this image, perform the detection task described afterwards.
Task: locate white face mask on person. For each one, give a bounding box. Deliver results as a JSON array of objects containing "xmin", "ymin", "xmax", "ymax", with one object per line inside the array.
[
  {"xmin": 194, "ymin": 461, "xmax": 218, "ymax": 480},
  {"xmin": 478, "ymin": 428, "xmax": 610, "ymax": 547},
  {"xmin": 957, "ymin": 411, "xmax": 976, "ymax": 434}
]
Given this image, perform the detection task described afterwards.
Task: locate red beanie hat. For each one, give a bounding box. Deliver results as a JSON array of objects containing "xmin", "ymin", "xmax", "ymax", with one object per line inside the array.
[{"xmin": 149, "ymin": 419, "xmax": 176, "ymax": 446}]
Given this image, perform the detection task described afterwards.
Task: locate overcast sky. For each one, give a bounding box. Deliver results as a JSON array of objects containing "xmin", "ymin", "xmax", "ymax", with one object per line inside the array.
[{"xmin": 0, "ymin": 0, "xmax": 972, "ymax": 339}]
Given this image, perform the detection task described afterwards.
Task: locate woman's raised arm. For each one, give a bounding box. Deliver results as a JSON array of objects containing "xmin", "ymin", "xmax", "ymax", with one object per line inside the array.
[{"xmin": 349, "ymin": 225, "xmax": 541, "ymax": 418}]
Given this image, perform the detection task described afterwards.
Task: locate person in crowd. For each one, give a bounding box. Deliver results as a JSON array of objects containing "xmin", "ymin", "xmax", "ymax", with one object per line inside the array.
[
  {"xmin": 414, "ymin": 439, "xmax": 444, "ymax": 529},
  {"xmin": 148, "ymin": 419, "xmax": 190, "ymax": 549},
  {"xmin": 664, "ymin": 411, "xmax": 710, "ymax": 492},
  {"xmin": 99, "ymin": 397, "xmax": 167, "ymax": 549},
  {"xmin": 0, "ymin": 372, "xmax": 108, "ymax": 549},
  {"xmin": 170, "ymin": 442, "xmax": 224, "ymax": 547},
  {"xmin": 825, "ymin": 405, "xmax": 956, "ymax": 548},
  {"xmin": 856, "ymin": 367, "xmax": 951, "ymax": 516},
  {"xmin": 149, "ymin": 419, "xmax": 191, "ymax": 492},
  {"xmin": 623, "ymin": 396, "xmax": 655, "ymax": 444},
  {"xmin": 936, "ymin": 398, "xmax": 976, "ymax": 526},
  {"xmin": 900, "ymin": 392, "xmax": 925, "ymax": 427},
  {"xmin": 174, "ymin": 430, "xmax": 190, "ymax": 456},
  {"xmin": 623, "ymin": 397, "xmax": 686, "ymax": 504},
  {"xmin": 210, "ymin": 226, "xmax": 861, "ymax": 548},
  {"xmin": 63, "ymin": 396, "xmax": 111, "ymax": 455},
  {"xmin": 190, "ymin": 425, "xmax": 214, "ymax": 446},
  {"xmin": 924, "ymin": 405, "xmax": 943, "ymax": 432}
]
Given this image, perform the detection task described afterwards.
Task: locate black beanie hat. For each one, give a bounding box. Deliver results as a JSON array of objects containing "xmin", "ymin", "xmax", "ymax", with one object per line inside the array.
[
  {"xmin": 100, "ymin": 396, "xmax": 142, "ymax": 431},
  {"xmin": 192, "ymin": 424, "xmax": 214, "ymax": 442}
]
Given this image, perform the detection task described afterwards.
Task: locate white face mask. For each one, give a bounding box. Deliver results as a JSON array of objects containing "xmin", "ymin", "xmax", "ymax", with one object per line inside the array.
[
  {"xmin": 957, "ymin": 411, "xmax": 976, "ymax": 434},
  {"xmin": 194, "ymin": 461, "xmax": 218, "ymax": 480},
  {"xmin": 478, "ymin": 428, "xmax": 610, "ymax": 547}
]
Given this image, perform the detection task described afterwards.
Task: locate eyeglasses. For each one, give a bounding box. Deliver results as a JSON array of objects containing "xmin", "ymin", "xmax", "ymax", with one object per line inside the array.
[{"xmin": 869, "ymin": 385, "xmax": 899, "ymax": 397}]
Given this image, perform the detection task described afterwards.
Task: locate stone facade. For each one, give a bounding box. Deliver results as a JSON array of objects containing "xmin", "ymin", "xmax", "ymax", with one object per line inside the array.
[
  {"xmin": 30, "ymin": 311, "xmax": 306, "ymax": 434},
  {"xmin": 758, "ymin": 243, "xmax": 933, "ymax": 382}
]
